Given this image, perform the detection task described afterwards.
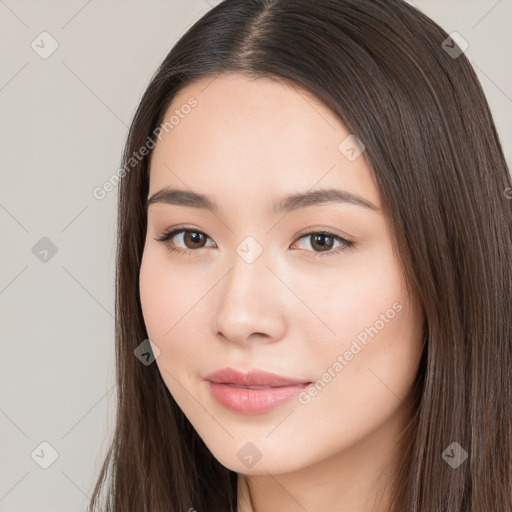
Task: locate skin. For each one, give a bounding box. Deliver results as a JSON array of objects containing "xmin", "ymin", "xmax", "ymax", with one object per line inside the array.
[{"xmin": 139, "ymin": 73, "xmax": 424, "ymax": 511}]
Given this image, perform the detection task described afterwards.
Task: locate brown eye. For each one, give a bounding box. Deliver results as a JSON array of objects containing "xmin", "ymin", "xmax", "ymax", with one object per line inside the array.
[
  {"xmin": 154, "ymin": 228, "xmax": 215, "ymax": 255},
  {"xmin": 293, "ymin": 231, "xmax": 354, "ymax": 257},
  {"xmin": 182, "ymin": 231, "xmax": 207, "ymax": 249},
  {"xmin": 309, "ymin": 233, "xmax": 335, "ymax": 252}
]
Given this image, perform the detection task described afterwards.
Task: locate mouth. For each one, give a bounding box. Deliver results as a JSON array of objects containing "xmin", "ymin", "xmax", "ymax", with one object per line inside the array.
[
  {"xmin": 223, "ymin": 384, "xmax": 279, "ymax": 389},
  {"xmin": 204, "ymin": 367, "xmax": 312, "ymax": 414},
  {"xmin": 204, "ymin": 366, "xmax": 310, "ymax": 387}
]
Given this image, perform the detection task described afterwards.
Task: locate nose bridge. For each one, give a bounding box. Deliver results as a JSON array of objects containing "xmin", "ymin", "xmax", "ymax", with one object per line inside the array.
[
  {"xmin": 235, "ymin": 234, "xmax": 266, "ymax": 267},
  {"xmin": 212, "ymin": 234, "xmax": 286, "ymax": 344},
  {"xmin": 223, "ymin": 233, "xmax": 273, "ymax": 304}
]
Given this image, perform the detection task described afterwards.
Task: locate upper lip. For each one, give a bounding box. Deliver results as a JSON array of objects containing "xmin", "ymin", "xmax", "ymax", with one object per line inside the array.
[{"xmin": 205, "ymin": 367, "xmax": 310, "ymax": 387}]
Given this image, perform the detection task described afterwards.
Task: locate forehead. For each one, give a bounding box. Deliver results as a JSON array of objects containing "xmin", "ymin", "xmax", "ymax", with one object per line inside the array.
[
  {"xmin": 163, "ymin": 73, "xmax": 343, "ymax": 151},
  {"xmin": 148, "ymin": 73, "xmax": 380, "ymax": 211}
]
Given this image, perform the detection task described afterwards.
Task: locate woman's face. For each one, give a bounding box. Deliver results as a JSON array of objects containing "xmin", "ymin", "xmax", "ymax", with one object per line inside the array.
[{"xmin": 139, "ymin": 73, "xmax": 424, "ymax": 475}]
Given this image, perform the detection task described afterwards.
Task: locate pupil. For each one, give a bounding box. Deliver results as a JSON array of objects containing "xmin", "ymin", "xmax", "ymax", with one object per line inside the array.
[
  {"xmin": 187, "ymin": 232, "xmax": 204, "ymax": 247},
  {"xmin": 313, "ymin": 234, "xmax": 333, "ymax": 251}
]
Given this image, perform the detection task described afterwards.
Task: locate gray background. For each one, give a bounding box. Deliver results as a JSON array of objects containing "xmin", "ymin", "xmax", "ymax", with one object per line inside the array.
[{"xmin": 0, "ymin": 0, "xmax": 510, "ymax": 510}]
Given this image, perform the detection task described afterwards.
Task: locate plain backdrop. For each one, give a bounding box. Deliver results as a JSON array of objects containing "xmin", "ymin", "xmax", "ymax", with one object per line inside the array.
[{"xmin": 0, "ymin": 0, "xmax": 511, "ymax": 510}]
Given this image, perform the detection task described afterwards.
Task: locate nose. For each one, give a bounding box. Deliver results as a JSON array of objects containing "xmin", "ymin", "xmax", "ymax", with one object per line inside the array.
[{"xmin": 212, "ymin": 245, "xmax": 288, "ymax": 347}]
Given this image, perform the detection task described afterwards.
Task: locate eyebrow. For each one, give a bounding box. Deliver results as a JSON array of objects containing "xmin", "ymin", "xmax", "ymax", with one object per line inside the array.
[{"xmin": 146, "ymin": 187, "xmax": 380, "ymax": 214}]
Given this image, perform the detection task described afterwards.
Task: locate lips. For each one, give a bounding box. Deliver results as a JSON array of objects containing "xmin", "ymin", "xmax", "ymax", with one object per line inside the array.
[
  {"xmin": 204, "ymin": 367, "xmax": 312, "ymax": 414},
  {"xmin": 204, "ymin": 367, "xmax": 310, "ymax": 387}
]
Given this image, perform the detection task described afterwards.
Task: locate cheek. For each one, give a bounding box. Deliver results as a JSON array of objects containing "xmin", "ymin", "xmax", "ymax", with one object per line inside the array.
[
  {"xmin": 295, "ymin": 242, "xmax": 423, "ymax": 411},
  {"xmin": 138, "ymin": 249, "xmax": 190, "ymax": 367},
  {"xmin": 138, "ymin": 248, "xmax": 211, "ymax": 387},
  {"xmin": 294, "ymin": 244, "xmax": 407, "ymax": 358},
  {"xmin": 139, "ymin": 247, "xmax": 200, "ymax": 339},
  {"xmin": 139, "ymin": 254, "xmax": 170, "ymax": 340}
]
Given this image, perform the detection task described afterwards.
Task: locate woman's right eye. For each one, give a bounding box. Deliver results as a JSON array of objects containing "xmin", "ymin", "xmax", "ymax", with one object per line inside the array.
[{"xmin": 154, "ymin": 228, "xmax": 216, "ymax": 255}]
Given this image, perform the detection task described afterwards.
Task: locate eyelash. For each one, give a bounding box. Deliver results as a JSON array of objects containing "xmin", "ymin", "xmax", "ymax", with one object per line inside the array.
[{"xmin": 154, "ymin": 226, "xmax": 355, "ymax": 258}]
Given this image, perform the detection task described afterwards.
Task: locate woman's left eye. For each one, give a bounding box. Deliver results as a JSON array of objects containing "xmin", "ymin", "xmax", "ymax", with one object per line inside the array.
[
  {"xmin": 292, "ymin": 231, "xmax": 355, "ymax": 257},
  {"xmin": 154, "ymin": 228, "xmax": 354, "ymax": 258}
]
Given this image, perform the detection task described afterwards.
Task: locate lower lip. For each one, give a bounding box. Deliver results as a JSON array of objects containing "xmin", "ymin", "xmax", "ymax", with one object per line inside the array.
[{"xmin": 207, "ymin": 381, "xmax": 310, "ymax": 414}]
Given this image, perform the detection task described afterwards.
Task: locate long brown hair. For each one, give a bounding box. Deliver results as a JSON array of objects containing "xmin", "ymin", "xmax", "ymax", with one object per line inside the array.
[{"xmin": 88, "ymin": 1, "xmax": 512, "ymax": 510}]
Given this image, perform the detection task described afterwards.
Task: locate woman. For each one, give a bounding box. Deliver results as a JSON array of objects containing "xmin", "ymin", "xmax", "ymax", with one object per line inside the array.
[{"xmin": 88, "ymin": 1, "xmax": 512, "ymax": 510}]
